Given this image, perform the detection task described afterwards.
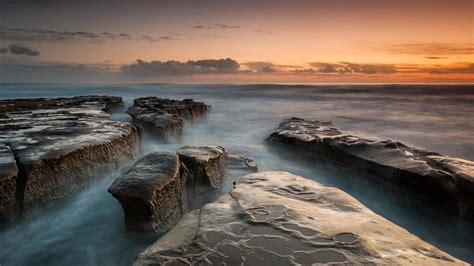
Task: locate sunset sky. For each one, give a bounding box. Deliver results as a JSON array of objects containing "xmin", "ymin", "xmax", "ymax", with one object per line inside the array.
[{"xmin": 0, "ymin": 0, "xmax": 472, "ymax": 83}]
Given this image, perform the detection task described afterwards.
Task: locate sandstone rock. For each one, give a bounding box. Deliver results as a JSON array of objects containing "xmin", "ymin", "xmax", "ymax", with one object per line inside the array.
[
  {"xmin": 227, "ymin": 153, "xmax": 258, "ymax": 173},
  {"xmin": 108, "ymin": 152, "xmax": 188, "ymax": 233},
  {"xmin": 177, "ymin": 146, "xmax": 227, "ymax": 208},
  {"xmin": 127, "ymin": 97, "xmax": 209, "ymax": 143},
  {"xmin": 135, "ymin": 171, "xmax": 466, "ymax": 265},
  {"xmin": 268, "ymin": 117, "xmax": 474, "ymax": 219},
  {"xmin": 0, "ymin": 96, "xmax": 141, "ymax": 222},
  {"xmin": 0, "ymin": 145, "xmax": 18, "ymax": 223}
]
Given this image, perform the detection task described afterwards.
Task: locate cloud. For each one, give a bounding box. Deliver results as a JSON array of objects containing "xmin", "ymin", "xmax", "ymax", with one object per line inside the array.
[
  {"xmin": 243, "ymin": 61, "xmax": 277, "ymax": 73},
  {"xmin": 214, "ymin": 24, "xmax": 240, "ymax": 29},
  {"xmin": 121, "ymin": 58, "xmax": 240, "ymax": 76},
  {"xmin": 8, "ymin": 44, "xmax": 39, "ymax": 56},
  {"xmin": 308, "ymin": 62, "xmax": 396, "ymax": 74},
  {"xmin": 424, "ymin": 56, "xmax": 448, "ymax": 60},
  {"xmin": 192, "ymin": 24, "xmax": 240, "ymax": 30},
  {"xmin": 0, "ymin": 27, "xmax": 178, "ymax": 42},
  {"xmin": 423, "ymin": 63, "xmax": 474, "ymax": 74},
  {"xmin": 383, "ymin": 43, "xmax": 474, "ymax": 55},
  {"xmin": 0, "ymin": 47, "xmax": 8, "ymax": 54}
]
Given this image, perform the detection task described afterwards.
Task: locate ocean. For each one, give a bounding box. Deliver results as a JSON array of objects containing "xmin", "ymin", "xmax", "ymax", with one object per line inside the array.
[{"xmin": 0, "ymin": 83, "xmax": 473, "ymax": 265}]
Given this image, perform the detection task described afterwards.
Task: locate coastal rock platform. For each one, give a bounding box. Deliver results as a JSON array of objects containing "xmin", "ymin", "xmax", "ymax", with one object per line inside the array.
[
  {"xmin": 268, "ymin": 117, "xmax": 474, "ymax": 219},
  {"xmin": 135, "ymin": 171, "xmax": 465, "ymax": 265},
  {"xmin": 0, "ymin": 96, "xmax": 141, "ymax": 222},
  {"xmin": 127, "ymin": 97, "xmax": 209, "ymax": 143}
]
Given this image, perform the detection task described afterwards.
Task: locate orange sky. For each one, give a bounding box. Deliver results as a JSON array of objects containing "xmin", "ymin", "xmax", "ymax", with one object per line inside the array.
[{"xmin": 0, "ymin": 0, "xmax": 472, "ymax": 83}]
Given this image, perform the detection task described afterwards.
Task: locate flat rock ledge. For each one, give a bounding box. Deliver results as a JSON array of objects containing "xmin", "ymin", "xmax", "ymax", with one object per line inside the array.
[
  {"xmin": 267, "ymin": 117, "xmax": 474, "ymax": 219},
  {"xmin": 0, "ymin": 96, "xmax": 141, "ymax": 223},
  {"xmin": 135, "ymin": 171, "xmax": 465, "ymax": 265},
  {"xmin": 127, "ymin": 97, "xmax": 209, "ymax": 143},
  {"xmin": 110, "ymin": 146, "xmax": 228, "ymax": 233}
]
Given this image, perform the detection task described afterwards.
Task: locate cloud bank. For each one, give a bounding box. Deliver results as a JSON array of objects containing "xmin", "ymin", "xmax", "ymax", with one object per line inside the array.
[
  {"xmin": 8, "ymin": 44, "xmax": 40, "ymax": 56},
  {"xmin": 121, "ymin": 58, "xmax": 240, "ymax": 76}
]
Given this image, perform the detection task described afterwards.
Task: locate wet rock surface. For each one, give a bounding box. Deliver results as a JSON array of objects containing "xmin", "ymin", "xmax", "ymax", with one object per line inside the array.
[
  {"xmin": 0, "ymin": 145, "xmax": 18, "ymax": 223},
  {"xmin": 227, "ymin": 153, "xmax": 258, "ymax": 173},
  {"xmin": 108, "ymin": 152, "xmax": 188, "ymax": 233},
  {"xmin": 127, "ymin": 97, "xmax": 209, "ymax": 143},
  {"xmin": 0, "ymin": 96, "xmax": 141, "ymax": 222},
  {"xmin": 268, "ymin": 117, "xmax": 474, "ymax": 219},
  {"xmin": 135, "ymin": 171, "xmax": 465, "ymax": 265},
  {"xmin": 177, "ymin": 146, "xmax": 227, "ymax": 209}
]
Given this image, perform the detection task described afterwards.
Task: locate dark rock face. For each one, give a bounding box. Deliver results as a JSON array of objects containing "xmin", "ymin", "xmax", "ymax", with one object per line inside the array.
[
  {"xmin": 135, "ymin": 171, "xmax": 465, "ymax": 265},
  {"xmin": 127, "ymin": 97, "xmax": 209, "ymax": 143},
  {"xmin": 108, "ymin": 152, "xmax": 188, "ymax": 233},
  {"xmin": 177, "ymin": 146, "xmax": 227, "ymax": 208},
  {"xmin": 0, "ymin": 145, "xmax": 18, "ymax": 223},
  {"xmin": 268, "ymin": 117, "xmax": 474, "ymax": 218},
  {"xmin": 0, "ymin": 96, "xmax": 141, "ymax": 222}
]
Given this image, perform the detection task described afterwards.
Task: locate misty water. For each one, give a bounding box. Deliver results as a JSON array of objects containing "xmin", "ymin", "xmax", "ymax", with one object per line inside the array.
[{"xmin": 0, "ymin": 83, "xmax": 473, "ymax": 265}]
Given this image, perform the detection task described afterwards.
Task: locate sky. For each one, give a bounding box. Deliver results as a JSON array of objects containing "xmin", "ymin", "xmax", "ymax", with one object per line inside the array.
[{"xmin": 0, "ymin": 0, "xmax": 472, "ymax": 83}]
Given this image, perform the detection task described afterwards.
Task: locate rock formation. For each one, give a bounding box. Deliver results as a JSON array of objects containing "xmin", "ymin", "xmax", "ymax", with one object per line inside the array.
[
  {"xmin": 135, "ymin": 171, "xmax": 466, "ymax": 265},
  {"xmin": 0, "ymin": 96, "xmax": 141, "ymax": 223},
  {"xmin": 177, "ymin": 146, "xmax": 227, "ymax": 209},
  {"xmin": 267, "ymin": 117, "xmax": 474, "ymax": 219},
  {"xmin": 227, "ymin": 153, "xmax": 258, "ymax": 173},
  {"xmin": 110, "ymin": 146, "xmax": 232, "ymax": 233},
  {"xmin": 127, "ymin": 97, "xmax": 209, "ymax": 143},
  {"xmin": 108, "ymin": 152, "xmax": 188, "ymax": 233}
]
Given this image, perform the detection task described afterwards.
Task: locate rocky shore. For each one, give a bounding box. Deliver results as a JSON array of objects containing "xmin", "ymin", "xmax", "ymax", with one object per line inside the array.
[
  {"xmin": 0, "ymin": 96, "xmax": 142, "ymax": 223},
  {"xmin": 267, "ymin": 117, "xmax": 474, "ymax": 219},
  {"xmin": 135, "ymin": 171, "xmax": 465, "ymax": 265},
  {"xmin": 127, "ymin": 97, "xmax": 209, "ymax": 143}
]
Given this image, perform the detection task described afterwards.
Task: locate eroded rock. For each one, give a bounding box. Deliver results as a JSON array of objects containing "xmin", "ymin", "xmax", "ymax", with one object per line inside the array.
[
  {"xmin": 0, "ymin": 145, "xmax": 18, "ymax": 223},
  {"xmin": 135, "ymin": 171, "xmax": 465, "ymax": 265},
  {"xmin": 268, "ymin": 117, "xmax": 474, "ymax": 219},
  {"xmin": 108, "ymin": 152, "xmax": 188, "ymax": 233},
  {"xmin": 0, "ymin": 96, "xmax": 141, "ymax": 222},
  {"xmin": 177, "ymin": 146, "xmax": 227, "ymax": 208},
  {"xmin": 227, "ymin": 153, "xmax": 258, "ymax": 173},
  {"xmin": 127, "ymin": 97, "xmax": 209, "ymax": 143}
]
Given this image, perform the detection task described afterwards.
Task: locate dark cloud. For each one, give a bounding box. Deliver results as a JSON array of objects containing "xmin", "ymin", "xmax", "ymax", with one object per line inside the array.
[
  {"xmin": 8, "ymin": 44, "xmax": 39, "ymax": 56},
  {"xmin": 425, "ymin": 56, "xmax": 448, "ymax": 60},
  {"xmin": 121, "ymin": 58, "xmax": 240, "ymax": 76},
  {"xmin": 0, "ymin": 27, "xmax": 177, "ymax": 42},
  {"xmin": 308, "ymin": 62, "xmax": 396, "ymax": 74},
  {"xmin": 192, "ymin": 24, "xmax": 240, "ymax": 30},
  {"xmin": 214, "ymin": 24, "xmax": 240, "ymax": 29},
  {"xmin": 0, "ymin": 47, "xmax": 8, "ymax": 54}
]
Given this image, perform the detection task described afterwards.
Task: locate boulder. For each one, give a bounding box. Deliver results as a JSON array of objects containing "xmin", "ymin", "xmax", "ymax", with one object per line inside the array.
[
  {"xmin": 268, "ymin": 117, "xmax": 474, "ymax": 219},
  {"xmin": 135, "ymin": 171, "xmax": 466, "ymax": 265},
  {"xmin": 0, "ymin": 96, "xmax": 141, "ymax": 222},
  {"xmin": 108, "ymin": 152, "xmax": 188, "ymax": 233},
  {"xmin": 177, "ymin": 146, "xmax": 227, "ymax": 208},
  {"xmin": 127, "ymin": 97, "xmax": 209, "ymax": 143}
]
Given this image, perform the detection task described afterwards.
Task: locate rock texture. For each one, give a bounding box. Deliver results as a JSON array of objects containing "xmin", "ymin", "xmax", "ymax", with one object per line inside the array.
[
  {"xmin": 108, "ymin": 152, "xmax": 188, "ymax": 233},
  {"xmin": 177, "ymin": 146, "xmax": 227, "ymax": 209},
  {"xmin": 268, "ymin": 117, "xmax": 474, "ymax": 219},
  {"xmin": 0, "ymin": 145, "xmax": 18, "ymax": 223},
  {"xmin": 127, "ymin": 97, "xmax": 209, "ymax": 143},
  {"xmin": 135, "ymin": 171, "xmax": 466, "ymax": 265},
  {"xmin": 0, "ymin": 96, "xmax": 141, "ymax": 222},
  {"xmin": 227, "ymin": 153, "xmax": 258, "ymax": 173}
]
